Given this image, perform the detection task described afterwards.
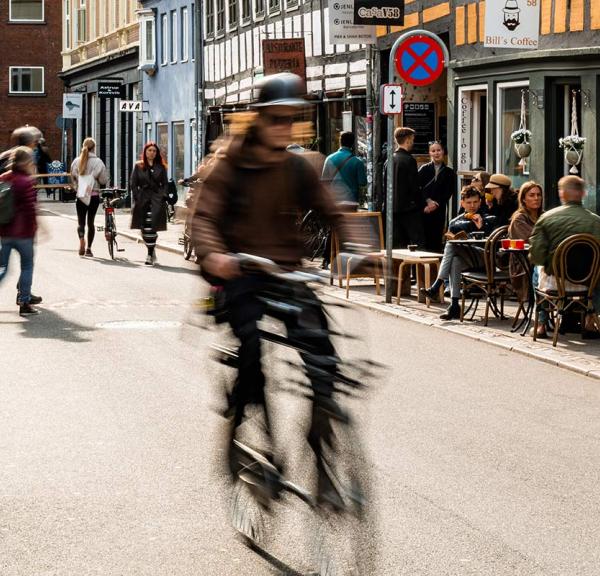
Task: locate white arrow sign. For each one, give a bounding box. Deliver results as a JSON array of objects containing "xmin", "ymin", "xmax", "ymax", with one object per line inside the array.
[
  {"xmin": 381, "ymin": 84, "xmax": 403, "ymax": 115},
  {"xmin": 119, "ymin": 100, "xmax": 142, "ymax": 112}
]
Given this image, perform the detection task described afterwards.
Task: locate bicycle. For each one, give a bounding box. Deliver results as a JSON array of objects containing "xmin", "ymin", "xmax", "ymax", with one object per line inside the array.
[
  {"xmin": 209, "ymin": 253, "xmax": 381, "ymax": 575},
  {"xmin": 299, "ymin": 209, "xmax": 330, "ymax": 263},
  {"xmin": 177, "ymin": 176, "xmax": 201, "ymax": 261},
  {"xmin": 97, "ymin": 188, "xmax": 127, "ymax": 260}
]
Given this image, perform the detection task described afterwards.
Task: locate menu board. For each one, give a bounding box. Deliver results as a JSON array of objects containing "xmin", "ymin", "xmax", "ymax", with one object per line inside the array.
[{"xmin": 402, "ymin": 102, "xmax": 436, "ymax": 155}]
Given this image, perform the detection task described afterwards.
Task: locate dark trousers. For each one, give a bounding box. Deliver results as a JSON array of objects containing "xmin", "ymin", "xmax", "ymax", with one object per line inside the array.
[
  {"xmin": 395, "ymin": 210, "xmax": 426, "ymax": 249},
  {"xmin": 76, "ymin": 196, "xmax": 100, "ymax": 248},
  {"xmin": 225, "ymin": 275, "xmax": 336, "ymax": 468},
  {"xmin": 423, "ymin": 209, "xmax": 447, "ymax": 254}
]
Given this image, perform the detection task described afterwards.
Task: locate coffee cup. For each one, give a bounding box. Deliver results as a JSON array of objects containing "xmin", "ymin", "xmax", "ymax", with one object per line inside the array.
[
  {"xmin": 514, "ymin": 239, "xmax": 525, "ymax": 250},
  {"xmin": 408, "ymin": 244, "xmax": 418, "ymax": 252},
  {"xmin": 471, "ymin": 232, "xmax": 485, "ymax": 240},
  {"xmin": 501, "ymin": 239, "xmax": 511, "ymax": 249}
]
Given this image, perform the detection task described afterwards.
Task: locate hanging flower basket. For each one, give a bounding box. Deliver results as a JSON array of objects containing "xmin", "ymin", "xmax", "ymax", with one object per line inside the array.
[
  {"xmin": 511, "ymin": 129, "xmax": 532, "ymax": 161},
  {"xmin": 559, "ymin": 135, "xmax": 586, "ymax": 174}
]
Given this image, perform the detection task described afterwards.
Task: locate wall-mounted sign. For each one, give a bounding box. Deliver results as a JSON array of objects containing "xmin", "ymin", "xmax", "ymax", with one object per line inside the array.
[
  {"xmin": 98, "ymin": 80, "xmax": 125, "ymax": 99},
  {"xmin": 262, "ymin": 39, "xmax": 307, "ymax": 82},
  {"xmin": 394, "ymin": 33, "xmax": 447, "ymax": 87},
  {"xmin": 402, "ymin": 102, "xmax": 436, "ymax": 155},
  {"xmin": 353, "ymin": 0, "xmax": 404, "ymax": 26},
  {"xmin": 119, "ymin": 100, "xmax": 143, "ymax": 112},
  {"xmin": 380, "ymin": 84, "xmax": 404, "ymax": 115},
  {"xmin": 329, "ymin": 1, "xmax": 376, "ymax": 45},
  {"xmin": 63, "ymin": 93, "xmax": 83, "ymax": 119},
  {"xmin": 484, "ymin": 0, "xmax": 540, "ymax": 50}
]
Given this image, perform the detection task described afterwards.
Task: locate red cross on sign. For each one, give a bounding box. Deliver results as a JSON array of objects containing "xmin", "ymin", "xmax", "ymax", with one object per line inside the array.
[{"xmin": 394, "ymin": 34, "xmax": 446, "ymax": 87}]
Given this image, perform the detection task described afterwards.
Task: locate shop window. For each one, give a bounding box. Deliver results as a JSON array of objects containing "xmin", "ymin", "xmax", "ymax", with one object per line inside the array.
[
  {"xmin": 457, "ymin": 85, "xmax": 488, "ymax": 175},
  {"xmin": 173, "ymin": 122, "xmax": 185, "ymax": 184},
  {"xmin": 9, "ymin": 67, "xmax": 44, "ymax": 94},
  {"xmin": 496, "ymin": 81, "xmax": 529, "ymax": 188},
  {"xmin": 206, "ymin": 0, "xmax": 215, "ymax": 36},
  {"xmin": 9, "ymin": 0, "xmax": 44, "ymax": 22},
  {"xmin": 157, "ymin": 123, "xmax": 169, "ymax": 164}
]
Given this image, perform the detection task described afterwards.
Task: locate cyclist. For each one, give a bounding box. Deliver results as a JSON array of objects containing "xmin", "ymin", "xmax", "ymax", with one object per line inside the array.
[{"xmin": 192, "ymin": 73, "xmax": 350, "ymax": 501}]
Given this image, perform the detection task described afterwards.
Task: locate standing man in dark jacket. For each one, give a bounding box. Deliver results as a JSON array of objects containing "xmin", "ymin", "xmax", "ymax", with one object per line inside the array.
[{"xmin": 392, "ymin": 127, "xmax": 426, "ymax": 248}]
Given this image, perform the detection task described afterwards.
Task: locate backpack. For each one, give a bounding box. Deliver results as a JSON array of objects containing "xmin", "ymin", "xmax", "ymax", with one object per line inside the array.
[{"xmin": 0, "ymin": 178, "xmax": 14, "ymax": 226}]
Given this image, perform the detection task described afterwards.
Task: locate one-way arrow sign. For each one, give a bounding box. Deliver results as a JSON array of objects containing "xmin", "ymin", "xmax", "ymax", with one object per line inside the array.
[{"xmin": 381, "ymin": 83, "xmax": 404, "ymax": 115}]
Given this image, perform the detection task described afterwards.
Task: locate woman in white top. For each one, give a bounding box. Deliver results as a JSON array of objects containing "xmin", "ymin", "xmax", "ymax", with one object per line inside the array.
[{"xmin": 70, "ymin": 138, "xmax": 108, "ymax": 256}]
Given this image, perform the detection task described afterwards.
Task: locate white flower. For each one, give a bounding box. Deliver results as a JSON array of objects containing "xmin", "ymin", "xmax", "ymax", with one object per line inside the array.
[
  {"xmin": 559, "ymin": 135, "xmax": 586, "ymax": 150},
  {"xmin": 511, "ymin": 129, "xmax": 532, "ymax": 144}
]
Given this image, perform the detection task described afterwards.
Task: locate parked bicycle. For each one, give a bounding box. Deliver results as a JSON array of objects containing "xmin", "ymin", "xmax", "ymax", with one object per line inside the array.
[
  {"xmin": 177, "ymin": 175, "xmax": 201, "ymax": 261},
  {"xmin": 208, "ymin": 253, "xmax": 381, "ymax": 575},
  {"xmin": 97, "ymin": 188, "xmax": 127, "ymax": 260}
]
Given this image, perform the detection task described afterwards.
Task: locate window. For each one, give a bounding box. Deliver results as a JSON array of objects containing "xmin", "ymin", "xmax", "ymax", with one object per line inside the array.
[
  {"xmin": 9, "ymin": 67, "xmax": 44, "ymax": 94},
  {"xmin": 457, "ymin": 85, "xmax": 488, "ymax": 173},
  {"xmin": 216, "ymin": 0, "xmax": 225, "ymax": 33},
  {"xmin": 254, "ymin": 0, "xmax": 264, "ymax": 18},
  {"xmin": 76, "ymin": 2, "xmax": 87, "ymax": 44},
  {"xmin": 497, "ymin": 81, "xmax": 530, "ymax": 187},
  {"xmin": 285, "ymin": 0, "xmax": 298, "ymax": 8},
  {"xmin": 191, "ymin": 4, "xmax": 195, "ymax": 59},
  {"xmin": 156, "ymin": 123, "xmax": 169, "ymax": 164},
  {"xmin": 181, "ymin": 7, "xmax": 189, "ymax": 61},
  {"xmin": 89, "ymin": 0, "xmax": 96, "ymax": 40},
  {"xmin": 139, "ymin": 10, "xmax": 156, "ymax": 68},
  {"xmin": 64, "ymin": 0, "xmax": 71, "ymax": 49},
  {"xmin": 206, "ymin": 0, "xmax": 214, "ymax": 36},
  {"xmin": 228, "ymin": 0, "xmax": 238, "ymax": 29},
  {"xmin": 173, "ymin": 122, "xmax": 185, "ymax": 185},
  {"xmin": 145, "ymin": 123, "xmax": 152, "ymax": 145},
  {"xmin": 161, "ymin": 13, "xmax": 168, "ymax": 65},
  {"xmin": 241, "ymin": 0, "xmax": 251, "ymax": 22},
  {"xmin": 170, "ymin": 10, "xmax": 178, "ymax": 62},
  {"xmin": 9, "ymin": 0, "xmax": 44, "ymax": 22},
  {"xmin": 268, "ymin": 0, "xmax": 280, "ymax": 13}
]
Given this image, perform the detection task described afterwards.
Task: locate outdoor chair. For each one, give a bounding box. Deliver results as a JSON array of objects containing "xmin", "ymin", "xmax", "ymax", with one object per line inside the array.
[
  {"xmin": 532, "ymin": 233, "xmax": 600, "ymax": 347},
  {"xmin": 459, "ymin": 225, "xmax": 513, "ymax": 326}
]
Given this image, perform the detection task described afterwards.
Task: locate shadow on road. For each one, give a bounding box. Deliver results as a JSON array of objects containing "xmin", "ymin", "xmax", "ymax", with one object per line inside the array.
[{"xmin": 16, "ymin": 308, "xmax": 95, "ymax": 343}]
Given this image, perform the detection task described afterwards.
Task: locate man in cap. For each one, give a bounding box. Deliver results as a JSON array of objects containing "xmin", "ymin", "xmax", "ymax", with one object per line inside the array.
[{"xmin": 192, "ymin": 73, "xmax": 350, "ymax": 500}]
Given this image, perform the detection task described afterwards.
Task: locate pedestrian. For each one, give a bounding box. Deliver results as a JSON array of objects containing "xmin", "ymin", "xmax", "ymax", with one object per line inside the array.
[
  {"xmin": 0, "ymin": 126, "xmax": 42, "ymax": 174},
  {"xmin": 418, "ymin": 140, "xmax": 456, "ymax": 252},
  {"xmin": 391, "ymin": 127, "xmax": 426, "ymax": 248},
  {"xmin": 36, "ymin": 138, "xmax": 52, "ymax": 182},
  {"xmin": 484, "ymin": 173, "xmax": 518, "ymax": 226},
  {"xmin": 70, "ymin": 138, "xmax": 108, "ymax": 257},
  {"xmin": 0, "ymin": 146, "xmax": 43, "ymax": 315},
  {"xmin": 321, "ymin": 131, "xmax": 367, "ymax": 207},
  {"xmin": 130, "ymin": 141, "xmax": 168, "ymax": 266}
]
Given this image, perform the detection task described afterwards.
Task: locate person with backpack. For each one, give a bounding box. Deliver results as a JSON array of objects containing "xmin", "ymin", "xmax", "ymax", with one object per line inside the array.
[
  {"xmin": 70, "ymin": 138, "xmax": 108, "ymax": 257},
  {"xmin": 0, "ymin": 147, "xmax": 42, "ymax": 316},
  {"xmin": 130, "ymin": 142, "xmax": 169, "ymax": 266},
  {"xmin": 321, "ymin": 131, "xmax": 367, "ymax": 208}
]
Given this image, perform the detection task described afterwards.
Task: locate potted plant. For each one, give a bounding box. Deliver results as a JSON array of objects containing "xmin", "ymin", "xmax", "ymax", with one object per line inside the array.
[
  {"xmin": 511, "ymin": 128, "xmax": 532, "ymax": 161},
  {"xmin": 559, "ymin": 135, "xmax": 586, "ymax": 174}
]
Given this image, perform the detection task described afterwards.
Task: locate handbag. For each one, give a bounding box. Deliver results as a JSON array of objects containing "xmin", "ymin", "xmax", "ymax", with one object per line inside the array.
[{"xmin": 77, "ymin": 174, "xmax": 95, "ymax": 206}]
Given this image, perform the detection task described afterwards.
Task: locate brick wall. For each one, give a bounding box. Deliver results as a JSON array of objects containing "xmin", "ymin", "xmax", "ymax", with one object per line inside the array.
[{"xmin": 0, "ymin": 3, "xmax": 63, "ymax": 162}]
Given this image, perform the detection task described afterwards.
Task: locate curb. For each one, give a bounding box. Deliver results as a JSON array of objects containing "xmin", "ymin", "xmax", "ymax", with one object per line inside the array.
[
  {"xmin": 41, "ymin": 207, "xmax": 600, "ymax": 381},
  {"xmin": 41, "ymin": 208, "xmax": 186, "ymax": 256}
]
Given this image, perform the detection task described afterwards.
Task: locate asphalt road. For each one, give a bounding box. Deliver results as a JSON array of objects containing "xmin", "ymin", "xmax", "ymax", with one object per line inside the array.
[{"xmin": 1, "ymin": 212, "xmax": 600, "ymax": 575}]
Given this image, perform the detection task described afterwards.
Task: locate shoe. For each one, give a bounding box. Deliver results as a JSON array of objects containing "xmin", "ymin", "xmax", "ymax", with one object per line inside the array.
[
  {"xmin": 145, "ymin": 255, "xmax": 153, "ymax": 266},
  {"xmin": 444, "ymin": 288, "xmax": 450, "ymax": 297},
  {"xmin": 85, "ymin": 249, "xmax": 93, "ymax": 257},
  {"xmin": 19, "ymin": 303, "xmax": 40, "ymax": 316},
  {"xmin": 534, "ymin": 325, "xmax": 548, "ymax": 339},
  {"xmin": 16, "ymin": 293, "xmax": 42, "ymax": 305},
  {"xmin": 419, "ymin": 286, "xmax": 437, "ymax": 300},
  {"xmin": 439, "ymin": 304, "xmax": 461, "ymax": 321}
]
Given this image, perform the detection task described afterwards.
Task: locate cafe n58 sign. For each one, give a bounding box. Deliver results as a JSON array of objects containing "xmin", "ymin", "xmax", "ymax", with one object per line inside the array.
[
  {"xmin": 484, "ymin": 0, "xmax": 540, "ymax": 50},
  {"xmin": 353, "ymin": 0, "xmax": 404, "ymax": 25}
]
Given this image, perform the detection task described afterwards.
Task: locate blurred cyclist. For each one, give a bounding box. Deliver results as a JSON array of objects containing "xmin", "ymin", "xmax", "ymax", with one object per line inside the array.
[{"xmin": 192, "ymin": 73, "xmax": 348, "ymax": 500}]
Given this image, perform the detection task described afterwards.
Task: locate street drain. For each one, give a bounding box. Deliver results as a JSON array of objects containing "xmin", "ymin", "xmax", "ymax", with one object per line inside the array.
[{"xmin": 96, "ymin": 320, "xmax": 182, "ymax": 330}]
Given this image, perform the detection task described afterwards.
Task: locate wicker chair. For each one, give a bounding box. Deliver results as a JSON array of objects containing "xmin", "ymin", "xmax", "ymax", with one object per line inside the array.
[
  {"xmin": 459, "ymin": 226, "xmax": 512, "ymax": 326},
  {"xmin": 533, "ymin": 233, "xmax": 600, "ymax": 347}
]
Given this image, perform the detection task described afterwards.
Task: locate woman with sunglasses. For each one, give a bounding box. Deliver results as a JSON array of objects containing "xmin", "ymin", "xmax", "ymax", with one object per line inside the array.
[{"xmin": 418, "ymin": 140, "xmax": 456, "ymax": 252}]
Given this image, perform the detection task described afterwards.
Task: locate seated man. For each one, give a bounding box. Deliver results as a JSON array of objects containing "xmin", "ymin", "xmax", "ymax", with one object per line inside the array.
[
  {"xmin": 421, "ymin": 185, "xmax": 497, "ymax": 320},
  {"xmin": 529, "ymin": 175, "xmax": 600, "ymax": 338}
]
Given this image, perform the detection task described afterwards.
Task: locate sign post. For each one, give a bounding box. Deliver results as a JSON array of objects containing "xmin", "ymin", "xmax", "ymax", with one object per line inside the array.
[{"xmin": 384, "ymin": 30, "xmax": 449, "ymax": 303}]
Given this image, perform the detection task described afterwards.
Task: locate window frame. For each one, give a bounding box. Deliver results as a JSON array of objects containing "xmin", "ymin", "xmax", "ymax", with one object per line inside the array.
[
  {"xmin": 206, "ymin": 0, "xmax": 215, "ymax": 37},
  {"xmin": 268, "ymin": 0, "xmax": 280, "ymax": 16},
  {"xmin": 181, "ymin": 6, "xmax": 189, "ymax": 62},
  {"xmin": 160, "ymin": 13, "xmax": 168, "ymax": 65},
  {"xmin": 9, "ymin": 66, "xmax": 45, "ymax": 95},
  {"xmin": 227, "ymin": 0, "xmax": 238, "ymax": 31},
  {"xmin": 9, "ymin": 0, "xmax": 45, "ymax": 23},
  {"xmin": 457, "ymin": 84, "xmax": 488, "ymax": 174},
  {"xmin": 170, "ymin": 9, "xmax": 178, "ymax": 63},
  {"xmin": 253, "ymin": 0, "xmax": 265, "ymax": 21},
  {"xmin": 284, "ymin": 0, "xmax": 299, "ymax": 10},
  {"xmin": 139, "ymin": 11, "xmax": 156, "ymax": 68},
  {"xmin": 64, "ymin": 0, "xmax": 71, "ymax": 49},
  {"xmin": 241, "ymin": 0, "xmax": 251, "ymax": 25},
  {"xmin": 216, "ymin": 0, "xmax": 225, "ymax": 35}
]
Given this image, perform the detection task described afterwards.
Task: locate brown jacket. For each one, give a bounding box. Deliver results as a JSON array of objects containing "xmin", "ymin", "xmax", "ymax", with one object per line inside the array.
[
  {"xmin": 508, "ymin": 210, "xmax": 537, "ymax": 301},
  {"xmin": 192, "ymin": 136, "xmax": 342, "ymax": 267}
]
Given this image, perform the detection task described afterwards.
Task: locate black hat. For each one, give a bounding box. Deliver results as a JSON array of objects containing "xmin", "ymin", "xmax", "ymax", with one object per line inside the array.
[{"xmin": 252, "ymin": 73, "xmax": 307, "ymax": 108}]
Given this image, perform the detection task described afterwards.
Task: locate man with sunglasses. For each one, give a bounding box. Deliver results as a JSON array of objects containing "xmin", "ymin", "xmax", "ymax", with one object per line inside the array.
[{"xmin": 192, "ymin": 73, "xmax": 349, "ymax": 501}]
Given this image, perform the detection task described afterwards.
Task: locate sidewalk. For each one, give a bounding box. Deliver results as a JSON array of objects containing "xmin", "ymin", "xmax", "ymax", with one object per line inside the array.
[{"xmin": 40, "ymin": 197, "xmax": 600, "ymax": 380}]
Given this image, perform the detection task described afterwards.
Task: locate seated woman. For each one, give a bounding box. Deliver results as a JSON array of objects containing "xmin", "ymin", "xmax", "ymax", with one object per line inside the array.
[
  {"xmin": 421, "ymin": 185, "xmax": 497, "ymax": 320},
  {"xmin": 485, "ymin": 173, "xmax": 519, "ymax": 226},
  {"xmin": 508, "ymin": 181, "xmax": 543, "ymax": 313}
]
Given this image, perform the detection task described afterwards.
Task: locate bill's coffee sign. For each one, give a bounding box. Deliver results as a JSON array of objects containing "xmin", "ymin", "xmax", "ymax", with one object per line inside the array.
[
  {"xmin": 353, "ymin": 0, "xmax": 404, "ymax": 26},
  {"xmin": 262, "ymin": 39, "xmax": 306, "ymax": 82},
  {"xmin": 484, "ymin": 0, "xmax": 540, "ymax": 50}
]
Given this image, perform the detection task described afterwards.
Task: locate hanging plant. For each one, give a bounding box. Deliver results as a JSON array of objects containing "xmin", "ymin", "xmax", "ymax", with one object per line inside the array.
[
  {"xmin": 560, "ymin": 91, "xmax": 585, "ymax": 174},
  {"xmin": 512, "ymin": 91, "xmax": 531, "ymax": 166}
]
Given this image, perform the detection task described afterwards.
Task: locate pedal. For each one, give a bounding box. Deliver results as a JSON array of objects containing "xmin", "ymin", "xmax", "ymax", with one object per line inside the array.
[
  {"xmin": 117, "ymin": 248, "xmax": 125, "ymax": 252},
  {"xmin": 96, "ymin": 226, "xmax": 104, "ymax": 231},
  {"xmin": 178, "ymin": 238, "xmax": 185, "ymax": 245}
]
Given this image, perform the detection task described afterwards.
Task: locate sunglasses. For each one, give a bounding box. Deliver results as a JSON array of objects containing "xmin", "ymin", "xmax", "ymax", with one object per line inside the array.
[
  {"xmin": 263, "ymin": 113, "xmax": 296, "ymax": 127},
  {"xmin": 428, "ymin": 140, "xmax": 442, "ymax": 146},
  {"xmin": 472, "ymin": 177, "xmax": 481, "ymax": 182}
]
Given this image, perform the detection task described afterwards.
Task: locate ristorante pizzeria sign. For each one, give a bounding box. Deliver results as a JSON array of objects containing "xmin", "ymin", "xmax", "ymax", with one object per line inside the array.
[{"xmin": 353, "ymin": 0, "xmax": 404, "ymax": 26}]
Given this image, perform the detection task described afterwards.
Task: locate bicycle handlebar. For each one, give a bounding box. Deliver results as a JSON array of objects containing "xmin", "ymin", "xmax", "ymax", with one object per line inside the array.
[{"xmin": 236, "ymin": 253, "xmax": 327, "ymax": 284}]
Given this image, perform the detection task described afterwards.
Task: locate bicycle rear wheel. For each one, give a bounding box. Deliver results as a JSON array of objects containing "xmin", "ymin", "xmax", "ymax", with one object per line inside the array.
[
  {"xmin": 106, "ymin": 215, "xmax": 116, "ymax": 260},
  {"xmin": 183, "ymin": 225, "xmax": 193, "ymax": 260}
]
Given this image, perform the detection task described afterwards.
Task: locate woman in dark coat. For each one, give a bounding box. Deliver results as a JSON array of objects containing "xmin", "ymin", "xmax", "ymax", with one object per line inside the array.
[
  {"xmin": 130, "ymin": 142, "xmax": 168, "ymax": 265},
  {"xmin": 418, "ymin": 141, "xmax": 456, "ymax": 253}
]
